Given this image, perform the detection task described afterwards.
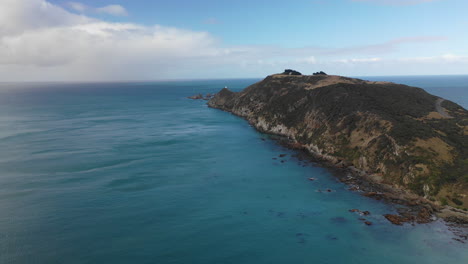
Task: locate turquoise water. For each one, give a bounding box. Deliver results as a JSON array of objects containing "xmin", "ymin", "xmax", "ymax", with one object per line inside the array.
[{"xmin": 0, "ymin": 76, "xmax": 466, "ymax": 264}]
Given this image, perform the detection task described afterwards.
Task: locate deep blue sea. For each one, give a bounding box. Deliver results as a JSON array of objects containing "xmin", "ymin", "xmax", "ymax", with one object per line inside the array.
[{"xmin": 0, "ymin": 76, "xmax": 467, "ymax": 264}]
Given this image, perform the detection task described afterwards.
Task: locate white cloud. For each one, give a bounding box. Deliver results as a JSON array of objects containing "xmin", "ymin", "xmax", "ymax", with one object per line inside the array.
[
  {"xmin": 321, "ymin": 36, "xmax": 447, "ymax": 56},
  {"xmin": 0, "ymin": 0, "xmax": 465, "ymax": 81},
  {"xmin": 0, "ymin": 0, "xmax": 91, "ymax": 36},
  {"xmin": 68, "ymin": 2, "xmax": 87, "ymax": 12},
  {"xmin": 95, "ymin": 5, "xmax": 128, "ymax": 16},
  {"xmin": 67, "ymin": 2, "xmax": 128, "ymax": 16},
  {"xmin": 398, "ymin": 54, "xmax": 468, "ymax": 63},
  {"xmin": 0, "ymin": 0, "xmax": 226, "ymax": 80},
  {"xmin": 336, "ymin": 58, "xmax": 382, "ymax": 63}
]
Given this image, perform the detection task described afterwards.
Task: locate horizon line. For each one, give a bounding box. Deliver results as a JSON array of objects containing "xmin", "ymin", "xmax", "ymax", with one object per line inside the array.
[{"xmin": 1, "ymin": 73, "xmax": 468, "ymax": 84}]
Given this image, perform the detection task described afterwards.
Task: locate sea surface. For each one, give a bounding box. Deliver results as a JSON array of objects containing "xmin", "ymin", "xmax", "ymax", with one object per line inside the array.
[{"xmin": 0, "ymin": 76, "xmax": 467, "ymax": 264}]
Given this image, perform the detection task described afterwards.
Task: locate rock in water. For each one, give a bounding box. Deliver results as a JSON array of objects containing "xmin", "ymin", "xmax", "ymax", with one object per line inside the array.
[
  {"xmin": 188, "ymin": 93, "xmax": 216, "ymax": 100},
  {"xmin": 384, "ymin": 214, "xmax": 412, "ymax": 225},
  {"xmin": 188, "ymin": 93, "xmax": 204, "ymax": 100}
]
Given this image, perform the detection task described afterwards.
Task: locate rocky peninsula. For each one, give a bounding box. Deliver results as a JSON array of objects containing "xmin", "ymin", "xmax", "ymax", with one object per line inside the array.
[{"xmin": 207, "ymin": 71, "xmax": 468, "ymax": 230}]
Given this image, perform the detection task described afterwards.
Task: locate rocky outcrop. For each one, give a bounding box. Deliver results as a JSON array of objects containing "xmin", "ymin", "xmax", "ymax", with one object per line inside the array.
[
  {"xmin": 188, "ymin": 93, "xmax": 214, "ymax": 100},
  {"xmin": 207, "ymin": 73, "xmax": 468, "ymax": 213},
  {"xmin": 384, "ymin": 214, "xmax": 409, "ymax": 225}
]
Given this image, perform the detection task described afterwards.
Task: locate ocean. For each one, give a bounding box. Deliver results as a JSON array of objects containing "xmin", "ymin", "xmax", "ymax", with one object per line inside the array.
[{"xmin": 0, "ymin": 76, "xmax": 467, "ymax": 264}]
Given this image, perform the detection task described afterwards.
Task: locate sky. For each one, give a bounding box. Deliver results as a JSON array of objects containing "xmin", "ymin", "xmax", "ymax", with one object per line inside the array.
[{"xmin": 0, "ymin": 0, "xmax": 467, "ymax": 81}]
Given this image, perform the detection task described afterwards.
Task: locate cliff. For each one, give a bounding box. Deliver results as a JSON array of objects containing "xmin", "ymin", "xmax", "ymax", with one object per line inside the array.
[{"xmin": 208, "ymin": 73, "xmax": 468, "ymax": 210}]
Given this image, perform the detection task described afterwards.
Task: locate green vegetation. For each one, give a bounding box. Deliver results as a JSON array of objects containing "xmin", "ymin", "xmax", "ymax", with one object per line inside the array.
[
  {"xmin": 313, "ymin": 71, "xmax": 327, "ymax": 75},
  {"xmin": 452, "ymin": 197, "xmax": 463, "ymax": 206},
  {"xmin": 440, "ymin": 197, "xmax": 449, "ymax": 206},
  {"xmin": 282, "ymin": 69, "xmax": 302, "ymax": 75},
  {"xmin": 390, "ymin": 117, "xmax": 435, "ymax": 144}
]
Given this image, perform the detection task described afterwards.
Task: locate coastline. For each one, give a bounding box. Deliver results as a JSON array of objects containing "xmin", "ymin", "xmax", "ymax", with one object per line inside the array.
[{"xmin": 207, "ymin": 102, "xmax": 468, "ymax": 241}]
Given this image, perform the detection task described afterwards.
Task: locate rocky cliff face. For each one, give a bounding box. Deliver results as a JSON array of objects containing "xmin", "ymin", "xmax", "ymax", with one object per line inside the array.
[{"xmin": 208, "ymin": 74, "xmax": 468, "ymax": 209}]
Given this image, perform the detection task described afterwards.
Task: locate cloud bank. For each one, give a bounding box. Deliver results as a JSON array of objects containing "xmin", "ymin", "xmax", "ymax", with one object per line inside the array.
[
  {"xmin": 0, "ymin": 0, "xmax": 464, "ymax": 81},
  {"xmin": 67, "ymin": 2, "xmax": 128, "ymax": 16}
]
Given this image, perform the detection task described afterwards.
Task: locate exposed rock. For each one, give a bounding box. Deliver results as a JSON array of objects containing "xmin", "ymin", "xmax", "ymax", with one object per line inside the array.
[
  {"xmin": 416, "ymin": 207, "xmax": 432, "ymax": 223},
  {"xmin": 437, "ymin": 207, "xmax": 468, "ymax": 224},
  {"xmin": 363, "ymin": 192, "xmax": 395, "ymax": 201},
  {"xmin": 188, "ymin": 93, "xmax": 204, "ymax": 100},
  {"xmin": 364, "ymin": 221, "xmax": 373, "ymax": 226},
  {"xmin": 384, "ymin": 214, "xmax": 413, "ymax": 225},
  {"xmin": 188, "ymin": 93, "xmax": 215, "ymax": 100},
  {"xmin": 349, "ymin": 209, "xmax": 371, "ymax": 217}
]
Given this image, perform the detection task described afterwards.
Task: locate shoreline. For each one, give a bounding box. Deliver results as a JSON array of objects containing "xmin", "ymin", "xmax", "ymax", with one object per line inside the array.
[{"xmin": 207, "ymin": 103, "xmax": 468, "ymax": 241}]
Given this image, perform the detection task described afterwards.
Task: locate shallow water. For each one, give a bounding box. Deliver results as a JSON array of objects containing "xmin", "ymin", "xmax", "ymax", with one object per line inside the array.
[{"xmin": 0, "ymin": 76, "xmax": 466, "ymax": 263}]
